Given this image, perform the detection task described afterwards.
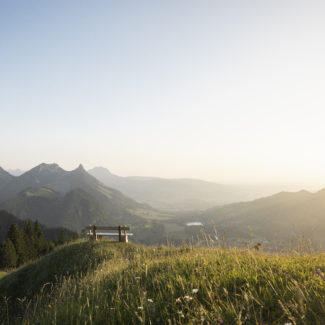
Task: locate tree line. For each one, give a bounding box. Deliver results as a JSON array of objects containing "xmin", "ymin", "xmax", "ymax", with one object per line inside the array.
[{"xmin": 0, "ymin": 220, "xmax": 78, "ymax": 269}]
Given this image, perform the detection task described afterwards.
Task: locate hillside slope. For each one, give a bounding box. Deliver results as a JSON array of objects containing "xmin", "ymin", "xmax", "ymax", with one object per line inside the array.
[
  {"xmin": 0, "ymin": 240, "xmax": 324, "ymax": 324},
  {"xmin": 197, "ymin": 189, "xmax": 325, "ymax": 247},
  {"xmin": 0, "ymin": 210, "xmax": 76, "ymax": 242},
  {"xmin": 0, "ymin": 188, "xmax": 120, "ymax": 230},
  {"xmin": 0, "ymin": 167, "xmax": 14, "ymax": 190}
]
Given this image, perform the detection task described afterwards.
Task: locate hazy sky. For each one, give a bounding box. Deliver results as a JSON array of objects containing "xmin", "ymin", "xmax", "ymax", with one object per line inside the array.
[{"xmin": 1, "ymin": 1, "xmax": 325, "ymax": 186}]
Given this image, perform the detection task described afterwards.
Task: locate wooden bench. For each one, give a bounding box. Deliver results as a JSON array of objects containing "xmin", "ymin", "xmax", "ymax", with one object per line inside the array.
[{"xmin": 86, "ymin": 225, "xmax": 131, "ymax": 242}]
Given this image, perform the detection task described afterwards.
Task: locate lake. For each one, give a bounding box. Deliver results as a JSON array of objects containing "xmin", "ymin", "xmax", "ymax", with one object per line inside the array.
[{"xmin": 186, "ymin": 222, "xmax": 203, "ymax": 226}]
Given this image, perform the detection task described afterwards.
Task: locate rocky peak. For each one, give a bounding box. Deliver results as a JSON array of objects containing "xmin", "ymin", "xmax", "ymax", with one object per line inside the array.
[
  {"xmin": 74, "ymin": 164, "xmax": 87, "ymax": 173},
  {"xmin": 31, "ymin": 163, "xmax": 61, "ymax": 174}
]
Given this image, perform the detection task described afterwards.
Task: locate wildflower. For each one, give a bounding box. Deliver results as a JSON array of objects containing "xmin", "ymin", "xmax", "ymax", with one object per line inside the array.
[
  {"xmin": 147, "ymin": 298, "xmax": 154, "ymax": 303},
  {"xmin": 218, "ymin": 317, "xmax": 224, "ymax": 324},
  {"xmin": 192, "ymin": 288, "xmax": 199, "ymax": 294},
  {"xmin": 177, "ymin": 311, "xmax": 185, "ymax": 318},
  {"xmin": 283, "ymin": 323, "xmax": 292, "ymax": 325},
  {"xmin": 316, "ymin": 268, "xmax": 324, "ymax": 279},
  {"xmin": 184, "ymin": 295, "xmax": 193, "ymax": 302},
  {"xmin": 175, "ymin": 297, "xmax": 182, "ymax": 303},
  {"xmin": 137, "ymin": 306, "xmax": 144, "ymax": 310}
]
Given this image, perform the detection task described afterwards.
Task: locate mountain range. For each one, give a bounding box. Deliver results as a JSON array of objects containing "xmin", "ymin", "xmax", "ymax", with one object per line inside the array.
[
  {"xmin": 0, "ymin": 163, "xmax": 155, "ymax": 231},
  {"xmin": 88, "ymin": 167, "xmax": 258, "ymax": 210},
  {"xmin": 2, "ymin": 163, "xmax": 325, "ymax": 248},
  {"xmin": 191, "ymin": 189, "xmax": 325, "ymax": 248}
]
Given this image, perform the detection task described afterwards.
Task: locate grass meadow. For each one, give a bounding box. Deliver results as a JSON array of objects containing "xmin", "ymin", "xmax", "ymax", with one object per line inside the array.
[
  {"xmin": 0, "ymin": 271, "xmax": 7, "ymax": 280},
  {"xmin": 0, "ymin": 240, "xmax": 325, "ymax": 324}
]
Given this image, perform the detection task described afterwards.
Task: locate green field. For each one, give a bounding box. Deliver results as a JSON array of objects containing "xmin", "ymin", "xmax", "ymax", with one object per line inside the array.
[
  {"xmin": 0, "ymin": 240, "xmax": 325, "ymax": 324},
  {"xmin": 0, "ymin": 271, "xmax": 7, "ymax": 279}
]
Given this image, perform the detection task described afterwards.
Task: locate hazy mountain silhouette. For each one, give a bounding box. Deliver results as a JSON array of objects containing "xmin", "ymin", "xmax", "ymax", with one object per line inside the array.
[
  {"xmin": 88, "ymin": 167, "xmax": 251, "ymax": 210},
  {"xmin": 0, "ymin": 163, "xmax": 154, "ymax": 230},
  {"xmin": 198, "ymin": 189, "xmax": 325, "ymax": 247}
]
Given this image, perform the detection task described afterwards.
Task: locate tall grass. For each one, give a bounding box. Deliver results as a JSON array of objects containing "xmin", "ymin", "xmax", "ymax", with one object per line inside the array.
[{"xmin": 1, "ymin": 240, "xmax": 325, "ymax": 324}]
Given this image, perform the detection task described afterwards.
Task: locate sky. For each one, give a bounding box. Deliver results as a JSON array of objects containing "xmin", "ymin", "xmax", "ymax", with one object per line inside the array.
[{"xmin": 1, "ymin": 0, "xmax": 325, "ymax": 187}]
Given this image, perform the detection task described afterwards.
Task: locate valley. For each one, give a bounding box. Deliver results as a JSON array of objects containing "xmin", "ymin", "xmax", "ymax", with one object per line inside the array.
[{"xmin": 1, "ymin": 163, "xmax": 325, "ymax": 248}]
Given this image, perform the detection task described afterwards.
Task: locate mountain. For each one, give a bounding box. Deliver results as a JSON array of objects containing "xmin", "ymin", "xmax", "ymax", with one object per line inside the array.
[
  {"xmin": 1, "ymin": 188, "xmax": 120, "ymax": 230},
  {"xmin": 0, "ymin": 163, "xmax": 66, "ymax": 202},
  {"xmin": 88, "ymin": 167, "xmax": 252, "ymax": 210},
  {"xmin": 194, "ymin": 189, "xmax": 325, "ymax": 247},
  {"xmin": 0, "ymin": 167, "xmax": 14, "ymax": 190},
  {"xmin": 0, "ymin": 163, "xmax": 156, "ymax": 231}
]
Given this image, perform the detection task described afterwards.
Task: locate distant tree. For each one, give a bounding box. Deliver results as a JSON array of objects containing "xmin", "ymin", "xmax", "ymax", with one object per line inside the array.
[
  {"xmin": 0, "ymin": 239, "xmax": 17, "ymax": 269},
  {"xmin": 72, "ymin": 231, "xmax": 79, "ymax": 240},
  {"xmin": 57, "ymin": 228, "xmax": 69, "ymax": 245},
  {"xmin": 34, "ymin": 221, "xmax": 48, "ymax": 255},
  {"xmin": 80, "ymin": 228, "xmax": 87, "ymax": 237},
  {"xmin": 48, "ymin": 241, "xmax": 55, "ymax": 252},
  {"xmin": 22, "ymin": 220, "xmax": 37, "ymax": 260},
  {"xmin": 6, "ymin": 223, "xmax": 27, "ymax": 266}
]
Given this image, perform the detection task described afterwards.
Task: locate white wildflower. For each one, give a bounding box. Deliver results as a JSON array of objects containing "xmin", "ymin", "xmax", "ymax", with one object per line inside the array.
[
  {"xmin": 177, "ymin": 311, "xmax": 185, "ymax": 318},
  {"xmin": 316, "ymin": 268, "xmax": 324, "ymax": 278},
  {"xmin": 192, "ymin": 288, "xmax": 199, "ymax": 294}
]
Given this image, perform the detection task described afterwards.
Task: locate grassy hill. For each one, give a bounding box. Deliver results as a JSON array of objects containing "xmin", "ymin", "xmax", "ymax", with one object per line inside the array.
[{"xmin": 1, "ymin": 240, "xmax": 325, "ymax": 324}]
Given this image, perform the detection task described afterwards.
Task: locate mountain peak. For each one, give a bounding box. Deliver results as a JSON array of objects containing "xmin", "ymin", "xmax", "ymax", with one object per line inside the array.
[
  {"xmin": 88, "ymin": 166, "xmax": 114, "ymax": 176},
  {"xmin": 75, "ymin": 164, "xmax": 86, "ymax": 172},
  {"xmin": 31, "ymin": 163, "xmax": 61, "ymax": 174}
]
